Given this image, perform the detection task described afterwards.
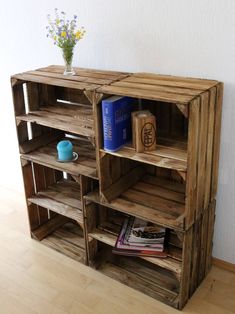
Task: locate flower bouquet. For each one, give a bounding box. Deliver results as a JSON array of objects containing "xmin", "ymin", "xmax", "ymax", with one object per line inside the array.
[{"xmin": 46, "ymin": 8, "xmax": 85, "ymax": 75}]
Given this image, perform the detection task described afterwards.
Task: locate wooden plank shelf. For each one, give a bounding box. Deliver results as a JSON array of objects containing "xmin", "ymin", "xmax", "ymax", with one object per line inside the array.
[
  {"xmin": 28, "ymin": 179, "xmax": 83, "ymax": 224},
  {"xmin": 89, "ymin": 228, "xmax": 182, "ymax": 280},
  {"xmin": 85, "ymin": 175, "xmax": 186, "ymax": 230},
  {"xmin": 21, "ymin": 138, "xmax": 98, "ymax": 179},
  {"xmin": 16, "ymin": 104, "xmax": 94, "ymax": 138},
  {"xmin": 100, "ymin": 137, "xmax": 187, "ymax": 172},
  {"xmin": 40, "ymin": 222, "xmax": 86, "ymax": 263},
  {"xmin": 92, "ymin": 246, "xmax": 180, "ymax": 308}
]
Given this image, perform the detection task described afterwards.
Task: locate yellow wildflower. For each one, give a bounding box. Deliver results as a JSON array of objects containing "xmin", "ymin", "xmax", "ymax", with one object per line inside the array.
[
  {"xmin": 61, "ymin": 31, "xmax": 66, "ymax": 37},
  {"xmin": 75, "ymin": 31, "xmax": 81, "ymax": 39}
]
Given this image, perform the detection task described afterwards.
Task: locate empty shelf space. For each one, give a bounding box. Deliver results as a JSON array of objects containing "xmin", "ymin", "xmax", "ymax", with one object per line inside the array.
[
  {"xmin": 21, "ymin": 138, "xmax": 97, "ymax": 179},
  {"xmin": 89, "ymin": 227, "xmax": 182, "ymax": 279},
  {"xmin": 16, "ymin": 104, "xmax": 94, "ymax": 138},
  {"xmin": 100, "ymin": 137, "xmax": 187, "ymax": 172},
  {"xmin": 92, "ymin": 246, "xmax": 180, "ymax": 308},
  {"xmin": 85, "ymin": 175, "xmax": 186, "ymax": 230},
  {"xmin": 28, "ymin": 179, "xmax": 83, "ymax": 224},
  {"xmin": 39, "ymin": 221, "xmax": 86, "ymax": 264}
]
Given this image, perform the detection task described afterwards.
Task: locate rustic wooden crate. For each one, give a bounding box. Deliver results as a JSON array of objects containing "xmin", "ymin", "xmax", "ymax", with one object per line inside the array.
[
  {"xmin": 83, "ymin": 199, "xmax": 216, "ymax": 309},
  {"xmin": 20, "ymin": 160, "xmax": 97, "ymax": 264},
  {"xmin": 95, "ymin": 73, "xmax": 223, "ymax": 231}
]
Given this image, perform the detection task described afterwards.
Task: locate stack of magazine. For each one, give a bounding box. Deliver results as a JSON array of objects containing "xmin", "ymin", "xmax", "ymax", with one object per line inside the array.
[{"xmin": 112, "ymin": 217, "xmax": 167, "ymax": 258}]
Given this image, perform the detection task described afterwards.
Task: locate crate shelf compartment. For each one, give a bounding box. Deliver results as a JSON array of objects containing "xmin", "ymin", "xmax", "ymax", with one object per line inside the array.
[
  {"xmin": 32, "ymin": 217, "xmax": 86, "ymax": 264},
  {"xmin": 100, "ymin": 137, "xmax": 187, "ymax": 172},
  {"xmin": 85, "ymin": 204, "xmax": 182, "ymax": 279},
  {"xmin": 88, "ymin": 227, "xmax": 182, "ymax": 280},
  {"xmin": 91, "ymin": 244, "xmax": 180, "ymax": 308},
  {"xmin": 28, "ymin": 179, "xmax": 83, "ymax": 224},
  {"xmin": 21, "ymin": 136, "xmax": 97, "ymax": 179},
  {"xmin": 16, "ymin": 103, "xmax": 94, "ymax": 139},
  {"xmin": 86, "ymin": 174, "xmax": 186, "ymax": 230}
]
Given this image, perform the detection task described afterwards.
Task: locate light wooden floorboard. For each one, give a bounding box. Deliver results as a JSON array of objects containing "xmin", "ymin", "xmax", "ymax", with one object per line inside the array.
[{"xmin": 0, "ymin": 185, "xmax": 234, "ymax": 314}]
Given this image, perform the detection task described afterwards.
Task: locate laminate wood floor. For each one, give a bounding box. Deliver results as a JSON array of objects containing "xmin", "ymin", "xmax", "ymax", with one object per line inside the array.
[{"xmin": 0, "ymin": 185, "xmax": 234, "ymax": 314}]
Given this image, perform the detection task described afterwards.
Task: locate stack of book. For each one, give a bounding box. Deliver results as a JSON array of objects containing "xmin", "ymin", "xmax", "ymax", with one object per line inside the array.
[{"xmin": 112, "ymin": 217, "xmax": 167, "ymax": 258}]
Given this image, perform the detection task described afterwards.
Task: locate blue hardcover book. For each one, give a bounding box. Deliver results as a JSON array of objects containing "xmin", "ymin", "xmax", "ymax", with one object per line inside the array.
[{"xmin": 102, "ymin": 96, "xmax": 133, "ymax": 152}]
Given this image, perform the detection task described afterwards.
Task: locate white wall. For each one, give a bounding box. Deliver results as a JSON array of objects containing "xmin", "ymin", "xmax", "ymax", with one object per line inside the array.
[{"xmin": 1, "ymin": 0, "xmax": 235, "ymax": 263}]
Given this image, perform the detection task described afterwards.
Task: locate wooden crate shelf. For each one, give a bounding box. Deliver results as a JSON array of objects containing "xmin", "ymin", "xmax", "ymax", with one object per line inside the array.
[
  {"xmin": 16, "ymin": 103, "xmax": 94, "ymax": 138},
  {"xmin": 86, "ymin": 174, "xmax": 186, "ymax": 230},
  {"xmin": 28, "ymin": 179, "xmax": 83, "ymax": 224},
  {"xmin": 38, "ymin": 220, "xmax": 86, "ymax": 264},
  {"xmin": 12, "ymin": 65, "xmax": 223, "ymax": 310},
  {"xmin": 90, "ymin": 245, "xmax": 180, "ymax": 308},
  {"xmin": 100, "ymin": 137, "xmax": 187, "ymax": 172},
  {"xmin": 21, "ymin": 137, "xmax": 98, "ymax": 179},
  {"xmin": 89, "ymin": 228, "xmax": 182, "ymax": 279}
]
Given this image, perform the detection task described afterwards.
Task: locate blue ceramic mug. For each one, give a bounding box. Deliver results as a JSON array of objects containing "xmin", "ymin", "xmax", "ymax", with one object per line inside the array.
[{"xmin": 57, "ymin": 140, "xmax": 73, "ymax": 161}]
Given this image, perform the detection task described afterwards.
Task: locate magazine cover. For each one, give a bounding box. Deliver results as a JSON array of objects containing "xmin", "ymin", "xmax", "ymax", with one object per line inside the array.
[
  {"xmin": 123, "ymin": 217, "xmax": 166, "ymax": 245},
  {"xmin": 112, "ymin": 217, "xmax": 168, "ymax": 258}
]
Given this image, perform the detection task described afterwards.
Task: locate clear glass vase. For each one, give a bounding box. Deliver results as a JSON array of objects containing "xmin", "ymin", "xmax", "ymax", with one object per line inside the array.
[{"xmin": 62, "ymin": 47, "xmax": 75, "ymax": 75}]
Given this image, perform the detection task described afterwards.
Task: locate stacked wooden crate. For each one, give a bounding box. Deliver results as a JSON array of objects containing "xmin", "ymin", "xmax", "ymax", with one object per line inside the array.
[{"xmin": 11, "ymin": 65, "xmax": 223, "ymax": 309}]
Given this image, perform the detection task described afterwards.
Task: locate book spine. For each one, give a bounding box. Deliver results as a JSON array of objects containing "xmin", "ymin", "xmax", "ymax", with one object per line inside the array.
[{"xmin": 102, "ymin": 101, "xmax": 116, "ymax": 151}]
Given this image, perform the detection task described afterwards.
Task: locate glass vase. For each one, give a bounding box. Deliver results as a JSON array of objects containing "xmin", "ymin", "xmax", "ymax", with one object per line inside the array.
[{"xmin": 62, "ymin": 47, "xmax": 75, "ymax": 75}]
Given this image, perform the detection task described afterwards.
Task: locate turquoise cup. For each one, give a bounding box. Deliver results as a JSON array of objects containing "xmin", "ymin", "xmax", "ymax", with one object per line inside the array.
[{"xmin": 57, "ymin": 140, "xmax": 73, "ymax": 161}]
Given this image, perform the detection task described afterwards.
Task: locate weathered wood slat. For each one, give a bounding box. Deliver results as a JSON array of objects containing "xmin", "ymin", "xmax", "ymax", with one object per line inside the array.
[
  {"xmin": 98, "ymin": 85, "xmax": 194, "ymax": 104},
  {"xmin": 112, "ymin": 80, "xmax": 204, "ymax": 96},
  {"xmin": 31, "ymin": 215, "xmax": 69, "ymax": 241},
  {"xmin": 32, "ymin": 163, "xmax": 50, "ymax": 225},
  {"xmin": 132, "ymin": 73, "xmax": 218, "ymax": 90},
  {"xmin": 36, "ymin": 65, "xmax": 129, "ymax": 78},
  {"xmin": 21, "ymin": 161, "xmax": 40, "ymax": 230},
  {"xmin": 133, "ymin": 181, "xmax": 185, "ymax": 204},
  {"xmin": 100, "ymin": 144, "xmax": 187, "ymax": 172},
  {"xmin": 179, "ymin": 227, "xmax": 193, "ymax": 309},
  {"xmin": 16, "ymin": 104, "xmax": 94, "ymax": 138},
  {"xmin": 28, "ymin": 195, "xmax": 83, "ymax": 225},
  {"xmin": 204, "ymin": 87, "xmax": 216, "ymax": 209},
  {"xmin": 142, "ymin": 175, "xmax": 186, "ymax": 194},
  {"xmin": 196, "ymin": 92, "xmax": 209, "ymax": 219},
  {"xmin": 12, "ymin": 73, "xmax": 99, "ymax": 91},
  {"xmin": 211, "ymin": 83, "xmax": 223, "ymax": 200},
  {"xmin": 185, "ymin": 98, "xmax": 200, "ymax": 227},
  {"xmin": 26, "ymin": 70, "xmax": 123, "ymax": 86},
  {"xmin": 20, "ymin": 131, "xmax": 61, "ymax": 154}
]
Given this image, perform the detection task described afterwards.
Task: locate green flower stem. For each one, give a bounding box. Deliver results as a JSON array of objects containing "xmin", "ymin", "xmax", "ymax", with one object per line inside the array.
[{"xmin": 62, "ymin": 46, "xmax": 74, "ymax": 66}]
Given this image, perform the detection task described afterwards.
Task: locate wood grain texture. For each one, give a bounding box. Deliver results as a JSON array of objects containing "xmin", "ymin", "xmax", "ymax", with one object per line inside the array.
[{"xmin": 211, "ymin": 83, "xmax": 223, "ymax": 200}]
